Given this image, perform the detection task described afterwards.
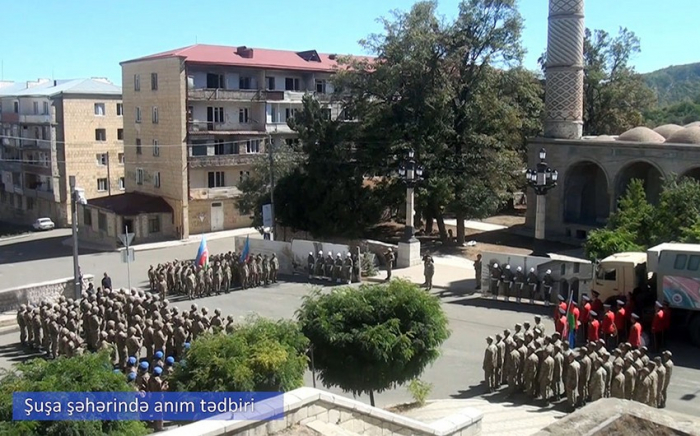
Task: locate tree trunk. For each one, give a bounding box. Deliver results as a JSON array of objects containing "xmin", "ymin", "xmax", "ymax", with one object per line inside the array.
[
  {"xmin": 435, "ymin": 209, "xmax": 448, "ymax": 243},
  {"xmin": 456, "ymin": 213, "xmax": 466, "ymax": 245},
  {"xmin": 369, "ymin": 390, "xmax": 375, "ymax": 407},
  {"xmin": 425, "ymin": 216, "xmax": 434, "ymax": 234}
]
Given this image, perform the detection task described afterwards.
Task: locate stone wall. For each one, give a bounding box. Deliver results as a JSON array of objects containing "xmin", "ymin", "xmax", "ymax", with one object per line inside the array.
[{"xmin": 0, "ymin": 275, "xmax": 94, "ymax": 312}]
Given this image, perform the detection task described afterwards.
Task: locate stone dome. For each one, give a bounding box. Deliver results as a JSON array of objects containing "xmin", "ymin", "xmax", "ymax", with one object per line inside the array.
[
  {"xmin": 666, "ymin": 126, "xmax": 700, "ymax": 145},
  {"xmin": 653, "ymin": 124, "xmax": 684, "ymax": 139},
  {"xmin": 588, "ymin": 135, "xmax": 617, "ymax": 141},
  {"xmin": 617, "ymin": 126, "xmax": 666, "ymax": 143},
  {"xmin": 685, "ymin": 121, "xmax": 700, "ymax": 128}
]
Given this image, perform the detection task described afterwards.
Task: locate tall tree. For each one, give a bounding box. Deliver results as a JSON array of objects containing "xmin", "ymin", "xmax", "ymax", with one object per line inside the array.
[{"xmin": 337, "ymin": 0, "xmax": 542, "ymax": 244}]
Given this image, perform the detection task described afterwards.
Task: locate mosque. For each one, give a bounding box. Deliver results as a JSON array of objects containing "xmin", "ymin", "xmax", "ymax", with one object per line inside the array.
[{"xmin": 525, "ymin": 0, "xmax": 700, "ymax": 241}]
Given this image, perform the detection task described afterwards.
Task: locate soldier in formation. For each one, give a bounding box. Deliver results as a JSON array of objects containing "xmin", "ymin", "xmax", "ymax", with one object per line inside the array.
[
  {"xmin": 308, "ymin": 250, "xmax": 357, "ymax": 284},
  {"xmin": 486, "ymin": 263, "xmax": 555, "ymax": 305},
  {"xmin": 481, "ymin": 315, "xmax": 674, "ymax": 412},
  {"xmin": 147, "ymin": 250, "xmax": 282, "ymax": 300}
]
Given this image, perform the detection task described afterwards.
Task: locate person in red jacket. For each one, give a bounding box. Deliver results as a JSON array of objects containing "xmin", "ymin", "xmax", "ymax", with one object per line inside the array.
[
  {"xmin": 571, "ymin": 301, "xmax": 580, "ymax": 344},
  {"xmin": 628, "ymin": 313, "xmax": 642, "ymax": 348},
  {"xmin": 580, "ymin": 295, "xmax": 591, "ymax": 344},
  {"xmin": 555, "ymin": 307, "xmax": 567, "ymax": 336},
  {"xmin": 587, "ymin": 310, "xmax": 600, "ymax": 342},
  {"xmin": 652, "ymin": 301, "xmax": 665, "ymax": 352},
  {"xmin": 555, "ymin": 295, "xmax": 567, "ymax": 321},
  {"xmin": 615, "ymin": 300, "xmax": 627, "ymax": 346},
  {"xmin": 602, "ymin": 304, "xmax": 617, "ymax": 350},
  {"xmin": 591, "ymin": 291, "xmax": 604, "ymax": 315}
]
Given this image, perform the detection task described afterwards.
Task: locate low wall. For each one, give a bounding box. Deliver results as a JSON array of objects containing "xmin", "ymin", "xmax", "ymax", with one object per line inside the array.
[
  {"xmin": 233, "ymin": 237, "xmax": 352, "ymax": 276},
  {"xmin": 0, "ymin": 275, "xmax": 95, "ymax": 312}
]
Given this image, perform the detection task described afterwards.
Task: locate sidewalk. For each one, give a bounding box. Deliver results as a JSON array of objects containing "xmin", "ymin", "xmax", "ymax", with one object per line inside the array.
[
  {"xmin": 64, "ymin": 227, "xmax": 259, "ymax": 253},
  {"xmin": 367, "ymin": 255, "xmax": 476, "ymax": 296}
]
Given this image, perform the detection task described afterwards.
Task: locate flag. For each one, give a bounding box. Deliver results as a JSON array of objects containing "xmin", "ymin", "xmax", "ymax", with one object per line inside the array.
[
  {"xmin": 239, "ymin": 235, "xmax": 250, "ymax": 263},
  {"xmin": 565, "ymin": 292, "xmax": 576, "ymax": 347},
  {"xmin": 195, "ymin": 237, "xmax": 209, "ymax": 269}
]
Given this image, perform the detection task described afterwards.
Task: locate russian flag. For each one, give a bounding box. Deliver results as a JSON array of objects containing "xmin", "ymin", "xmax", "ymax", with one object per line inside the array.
[
  {"xmin": 239, "ymin": 235, "xmax": 250, "ymax": 263},
  {"xmin": 195, "ymin": 237, "xmax": 209, "ymax": 269}
]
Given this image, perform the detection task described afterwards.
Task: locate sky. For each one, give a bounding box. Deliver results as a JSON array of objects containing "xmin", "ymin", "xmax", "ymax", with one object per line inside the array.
[{"xmin": 1, "ymin": 0, "xmax": 697, "ymax": 84}]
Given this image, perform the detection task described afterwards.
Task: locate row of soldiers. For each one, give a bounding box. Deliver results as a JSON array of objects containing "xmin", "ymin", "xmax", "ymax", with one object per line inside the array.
[
  {"xmin": 488, "ymin": 264, "xmax": 556, "ymax": 305},
  {"xmin": 148, "ymin": 251, "xmax": 280, "ymax": 300},
  {"xmin": 307, "ymin": 250, "xmax": 361, "ymax": 284},
  {"xmin": 483, "ymin": 316, "xmax": 674, "ymax": 412}
]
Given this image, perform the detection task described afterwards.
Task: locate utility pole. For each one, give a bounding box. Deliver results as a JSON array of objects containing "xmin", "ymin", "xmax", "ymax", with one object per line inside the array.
[
  {"xmin": 106, "ymin": 152, "xmax": 112, "ymax": 196},
  {"xmin": 70, "ymin": 176, "xmax": 81, "ymax": 299},
  {"xmin": 268, "ymin": 133, "xmax": 275, "ymax": 241},
  {"xmin": 124, "ymin": 225, "xmax": 132, "ymax": 290}
]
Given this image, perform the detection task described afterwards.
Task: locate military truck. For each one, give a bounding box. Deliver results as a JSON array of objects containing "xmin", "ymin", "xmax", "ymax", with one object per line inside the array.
[{"xmin": 592, "ymin": 243, "xmax": 700, "ymax": 346}]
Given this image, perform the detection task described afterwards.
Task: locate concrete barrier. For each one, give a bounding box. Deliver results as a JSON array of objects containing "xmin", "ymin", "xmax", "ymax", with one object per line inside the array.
[{"xmin": 0, "ymin": 275, "xmax": 95, "ymax": 312}]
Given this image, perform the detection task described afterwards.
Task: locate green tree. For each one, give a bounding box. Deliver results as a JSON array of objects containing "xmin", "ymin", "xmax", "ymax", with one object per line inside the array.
[
  {"xmin": 606, "ymin": 179, "xmax": 654, "ymax": 245},
  {"xmin": 0, "ymin": 351, "xmax": 148, "ymax": 436},
  {"xmin": 645, "ymin": 99, "xmax": 700, "ymax": 127},
  {"xmin": 296, "ymin": 280, "xmax": 450, "ymax": 406},
  {"xmin": 274, "ymin": 95, "xmax": 384, "ymax": 238},
  {"xmin": 169, "ymin": 315, "xmax": 309, "ymax": 392},
  {"xmin": 336, "ymin": 0, "xmax": 543, "ymax": 244},
  {"xmin": 653, "ymin": 175, "xmax": 700, "ymax": 244},
  {"xmin": 584, "ymin": 228, "xmax": 644, "ymax": 261}
]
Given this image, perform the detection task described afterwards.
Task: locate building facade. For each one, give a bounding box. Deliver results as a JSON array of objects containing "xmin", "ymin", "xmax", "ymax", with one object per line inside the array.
[
  {"xmin": 525, "ymin": 0, "xmax": 700, "ymax": 241},
  {"xmin": 0, "ymin": 78, "xmax": 124, "ymax": 227},
  {"xmin": 117, "ymin": 44, "xmax": 345, "ymax": 240}
]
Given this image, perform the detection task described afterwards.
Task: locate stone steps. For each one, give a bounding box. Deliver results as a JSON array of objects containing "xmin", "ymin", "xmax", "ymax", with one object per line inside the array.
[{"xmin": 305, "ymin": 420, "xmax": 363, "ymax": 436}]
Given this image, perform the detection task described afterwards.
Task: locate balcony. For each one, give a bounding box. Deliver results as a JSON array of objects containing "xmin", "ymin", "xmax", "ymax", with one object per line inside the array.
[
  {"xmin": 266, "ymin": 91, "xmax": 332, "ymax": 103},
  {"xmin": 188, "ymin": 88, "xmax": 266, "ymax": 102},
  {"xmin": 188, "ymin": 153, "xmax": 263, "ymax": 168},
  {"xmin": 1, "ymin": 160, "xmax": 22, "ymax": 172},
  {"xmin": 190, "ymin": 186, "xmax": 243, "ymax": 200},
  {"xmin": 22, "ymin": 161, "xmax": 52, "ymax": 175},
  {"xmin": 19, "ymin": 114, "xmax": 51, "ymax": 124},
  {"xmin": 188, "ymin": 120, "xmax": 265, "ymax": 135}
]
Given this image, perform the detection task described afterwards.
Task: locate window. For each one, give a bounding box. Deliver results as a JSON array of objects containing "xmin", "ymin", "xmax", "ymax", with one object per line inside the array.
[
  {"xmin": 208, "ymin": 171, "xmax": 225, "ymax": 188},
  {"xmin": 315, "ymin": 79, "xmax": 326, "ymax": 94},
  {"xmin": 214, "ymin": 140, "xmax": 225, "ymax": 155},
  {"xmin": 246, "ymin": 140, "xmax": 260, "ymax": 154},
  {"xmin": 119, "ymin": 177, "xmax": 125, "ymax": 190},
  {"xmin": 238, "ymin": 108, "xmax": 249, "ymax": 123},
  {"xmin": 26, "ymin": 197, "xmax": 34, "ymax": 210},
  {"xmin": 154, "ymin": 171, "xmax": 161, "ymax": 188},
  {"xmin": 136, "ymin": 168, "xmax": 144, "ymax": 185},
  {"xmin": 136, "ymin": 138, "xmax": 142, "ymax": 155},
  {"xmin": 94, "ymin": 103, "xmax": 105, "ymax": 116},
  {"xmin": 116, "ymin": 128, "xmax": 123, "ymax": 141},
  {"xmin": 134, "ymin": 74, "xmax": 140, "ymax": 91},
  {"xmin": 285, "ymin": 78, "xmax": 300, "ymax": 91},
  {"xmin": 96, "ymin": 153, "xmax": 107, "ymax": 166},
  {"xmin": 321, "ymin": 108, "xmax": 332, "ymax": 120},
  {"xmin": 689, "ymin": 255, "xmax": 700, "ymax": 271},
  {"xmin": 266, "ymin": 77, "xmax": 275, "ymax": 90},
  {"xmin": 239, "ymin": 77, "xmax": 252, "ymax": 89},
  {"xmin": 209, "ymin": 107, "xmax": 224, "ymax": 123},
  {"xmin": 151, "ymin": 73, "xmax": 158, "ymax": 90},
  {"xmin": 285, "ymin": 138, "xmax": 300, "ymax": 147},
  {"xmin": 152, "ymin": 106, "xmax": 158, "ymax": 124},
  {"xmin": 206, "ymin": 73, "xmax": 224, "ymax": 89},
  {"xmin": 573, "ymin": 263, "xmax": 580, "ymax": 273},
  {"xmin": 95, "ymin": 128, "xmax": 106, "ymax": 141},
  {"xmin": 12, "ymin": 101, "xmax": 18, "ymax": 113},
  {"xmin": 98, "ymin": 212, "xmax": 107, "ymax": 231},
  {"xmin": 135, "ymin": 107, "xmax": 142, "ymax": 123},
  {"xmin": 116, "ymin": 103, "xmax": 123, "ymax": 116},
  {"xmin": 285, "ymin": 108, "xmax": 297, "ymax": 120},
  {"xmin": 152, "ymin": 139, "xmax": 160, "ymax": 156},
  {"xmin": 97, "ymin": 178, "xmax": 108, "ymax": 192},
  {"xmin": 83, "ymin": 208, "xmax": 92, "ymax": 226},
  {"xmin": 596, "ymin": 268, "xmax": 616, "ymax": 281},
  {"xmin": 560, "ymin": 264, "xmax": 566, "ymax": 276},
  {"xmin": 42, "ymin": 102, "xmax": 49, "ymax": 115},
  {"xmin": 33, "ymin": 102, "xmax": 39, "ymax": 115},
  {"xmin": 148, "ymin": 215, "xmax": 161, "ymax": 233},
  {"xmin": 239, "ymin": 171, "xmax": 250, "ymax": 182},
  {"xmin": 118, "ymin": 152, "xmax": 124, "ymax": 164},
  {"xmin": 674, "ymin": 254, "xmax": 688, "ymax": 270}
]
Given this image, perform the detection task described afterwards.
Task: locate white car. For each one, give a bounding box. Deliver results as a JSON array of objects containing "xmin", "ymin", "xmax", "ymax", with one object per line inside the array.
[{"xmin": 33, "ymin": 218, "xmax": 55, "ymax": 231}]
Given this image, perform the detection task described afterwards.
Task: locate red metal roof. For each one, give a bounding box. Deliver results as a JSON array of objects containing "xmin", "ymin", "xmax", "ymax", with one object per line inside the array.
[{"xmin": 122, "ymin": 44, "xmax": 371, "ymax": 72}]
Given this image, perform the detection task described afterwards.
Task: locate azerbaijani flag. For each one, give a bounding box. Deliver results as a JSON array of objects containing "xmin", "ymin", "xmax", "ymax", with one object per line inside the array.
[
  {"xmin": 239, "ymin": 235, "xmax": 250, "ymax": 263},
  {"xmin": 195, "ymin": 237, "xmax": 209, "ymax": 269},
  {"xmin": 564, "ymin": 292, "xmax": 576, "ymax": 347}
]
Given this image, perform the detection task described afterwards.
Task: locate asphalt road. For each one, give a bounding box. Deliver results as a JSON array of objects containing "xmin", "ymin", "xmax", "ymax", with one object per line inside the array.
[{"xmin": 0, "ymin": 231, "xmax": 698, "ymax": 418}]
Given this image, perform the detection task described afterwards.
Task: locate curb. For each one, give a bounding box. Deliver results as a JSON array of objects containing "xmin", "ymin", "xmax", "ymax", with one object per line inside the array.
[
  {"xmin": 0, "ymin": 233, "xmax": 33, "ymax": 243},
  {"xmin": 364, "ymin": 276, "xmax": 456, "ymax": 291},
  {"xmin": 0, "ymin": 325, "xmax": 19, "ymax": 336}
]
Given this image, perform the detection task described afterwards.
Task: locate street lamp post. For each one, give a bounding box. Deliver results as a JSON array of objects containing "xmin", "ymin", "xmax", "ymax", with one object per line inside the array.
[
  {"xmin": 526, "ymin": 148, "xmax": 558, "ymax": 241},
  {"xmin": 397, "ymin": 150, "xmax": 424, "ymax": 268},
  {"xmin": 69, "ymin": 175, "xmax": 87, "ymax": 299}
]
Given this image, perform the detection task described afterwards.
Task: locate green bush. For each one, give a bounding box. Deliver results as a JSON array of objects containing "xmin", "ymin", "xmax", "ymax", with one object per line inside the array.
[
  {"xmin": 169, "ymin": 314, "xmax": 309, "ymax": 392},
  {"xmin": 361, "ymin": 252, "xmax": 378, "ymax": 277},
  {"xmin": 407, "ymin": 379, "xmax": 433, "ymax": 406},
  {"xmin": 0, "ymin": 351, "xmax": 148, "ymax": 436},
  {"xmin": 297, "ymin": 279, "xmax": 450, "ymax": 405}
]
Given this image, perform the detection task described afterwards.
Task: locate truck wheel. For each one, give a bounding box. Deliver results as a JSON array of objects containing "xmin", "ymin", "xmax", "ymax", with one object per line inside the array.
[{"xmin": 690, "ymin": 315, "xmax": 700, "ymax": 348}]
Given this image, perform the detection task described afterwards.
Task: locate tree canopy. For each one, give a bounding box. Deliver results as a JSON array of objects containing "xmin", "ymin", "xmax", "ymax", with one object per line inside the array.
[
  {"xmin": 585, "ymin": 176, "xmax": 700, "ymax": 260},
  {"xmin": 296, "ymin": 280, "xmax": 450, "ymax": 406},
  {"xmin": 0, "ymin": 351, "xmax": 148, "ymax": 436},
  {"xmin": 169, "ymin": 315, "xmax": 309, "ymax": 392}
]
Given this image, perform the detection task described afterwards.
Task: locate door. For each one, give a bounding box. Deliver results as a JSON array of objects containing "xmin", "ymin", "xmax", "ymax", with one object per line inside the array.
[
  {"xmin": 211, "ymin": 202, "xmax": 224, "ymax": 232},
  {"xmin": 206, "ymin": 107, "xmax": 214, "ymax": 131}
]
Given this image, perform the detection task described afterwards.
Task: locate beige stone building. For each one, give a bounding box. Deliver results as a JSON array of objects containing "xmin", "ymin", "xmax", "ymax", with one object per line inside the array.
[
  {"xmin": 0, "ymin": 78, "xmax": 124, "ymax": 227},
  {"xmin": 103, "ymin": 43, "xmax": 347, "ymax": 244}
]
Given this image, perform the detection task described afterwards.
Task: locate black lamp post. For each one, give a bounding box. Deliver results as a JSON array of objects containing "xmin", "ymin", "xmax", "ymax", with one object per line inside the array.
[
  {"xmin": 398, "ymin": 149, "xmax": 424, "ymax": 243},
  {"xmin": 526, "ymin": 148, "xmax": 558, "ymax": 240}
]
